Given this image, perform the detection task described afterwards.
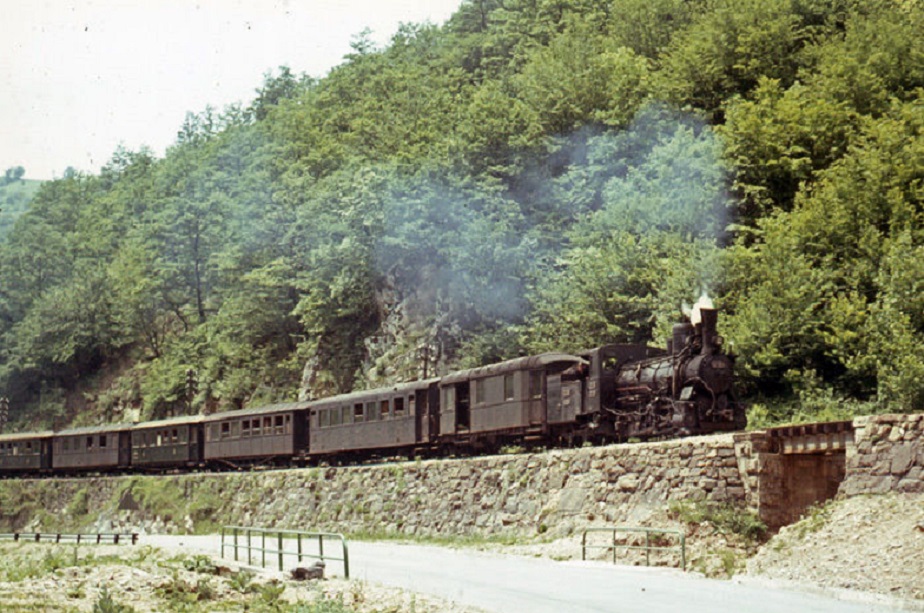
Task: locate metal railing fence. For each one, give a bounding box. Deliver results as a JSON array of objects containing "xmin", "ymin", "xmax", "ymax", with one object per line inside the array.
[
  {"xmin": 0, "ymin": 532, "xmax": 138, "ymax": 545},
  {"xmin": 582, "ymin": 527, "xmax": 686, "ymax": 570},
  {"xmin": 220, "ymin": 526, "xmax": 349, "ymax": 578}
]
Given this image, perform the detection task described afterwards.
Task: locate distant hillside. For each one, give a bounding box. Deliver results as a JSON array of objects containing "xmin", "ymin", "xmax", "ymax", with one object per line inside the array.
[{"xmin": 0, "ymin": 178, "xmax": 42, "ymax": 240}]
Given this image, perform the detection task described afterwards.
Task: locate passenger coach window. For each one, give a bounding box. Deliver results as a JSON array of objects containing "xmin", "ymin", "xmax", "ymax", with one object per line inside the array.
[
  {"xmin": 320, "ymin": 410, "xmax": 330, "ymax": 428},
  {"xmin": 354, "ymin": 403, "xmax": 364, "ymax": 422},
  {"xmin": 504, "ymin": 374, "xmax": 515, "ymax": 401},
  {"xmin": 366, "ymin": 402, "xmax": 377, "ymax": 421},
  {"xmin": 381, "ymin": 400, "xmax": 390, "ymax": 418},
  {"xmin": 221, "ymin": 423, "xmax": 231, "ymax": 439},
  {"xmin": 242, "ymin": 421, "xmax": 250, "ymax": 437},
  {"xmin": 275, "ymin": 415, "xmax": 284, "ymax": 434},
  {"xmin": 529, "ymin": 372, "xmax": 543, "ymax": 399},
  {"xmin": 252, "ymin": 419, "xmax": 261, "ymax": 435},
  {"xmin": 475, "ymin": 380, "xmax": 485, "ymax": 405},
  {"xmin": 99, "ymin": 435, "xmax": 107, "ymax": 448},
  {"xmin": 394, "ymin": 397, "xmax": 405, "ymax": 416},
  {"xmin": 87, "ymin": 436, "xmax": 94, "ymax": 450},
  {"xmin": 331, "ymin": 408, "xmax": 342, "ymax": 426}
]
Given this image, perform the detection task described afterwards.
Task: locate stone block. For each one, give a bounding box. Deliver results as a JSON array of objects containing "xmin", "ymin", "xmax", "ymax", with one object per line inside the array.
[
  {"xmin": 558, "ymin": 487, "xmax": 587, "ymax": 514},
  {"xmin": 891, "ymin": 443, "xmax": 917, "ymax": 475}
]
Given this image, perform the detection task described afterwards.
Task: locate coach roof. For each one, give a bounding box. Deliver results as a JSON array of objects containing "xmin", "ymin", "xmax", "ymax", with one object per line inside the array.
[{"xmin": 441, "ymin": 353, "xmax": 586, "ymax": 384}]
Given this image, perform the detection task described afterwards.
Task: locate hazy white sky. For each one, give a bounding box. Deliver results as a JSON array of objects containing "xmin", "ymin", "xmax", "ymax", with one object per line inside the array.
[{"xmin": 0, "ymin": 0, "xmax": 463, "ymax": 180}]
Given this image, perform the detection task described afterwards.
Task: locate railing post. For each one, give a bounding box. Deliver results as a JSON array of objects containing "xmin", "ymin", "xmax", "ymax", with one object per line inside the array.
[
  {"xmin": 262, "ymin": 531, "xmax": 266, "ymax": 568},
  {"xmin": 318, "ymin": 534, "xmax": 324, "ymax": 561},
  {"xmin": 297, "ymin": 533, "xmax": 303, "ymax": 564},
  {"xmin": 278, "ymin": 532, "xmax": 284, "ymax": 571},
  {"xmin": 680, "ymin": 533, "xmax": 686, "ymax": 571},
  {"xmin": 645, "ymin": 530, "xmax": 651, "ymax": 567},
  {"xmin": 247, "ymin": 530, "xmax": 252, "ymax": 566},
  {"xmin": 234, "ymin": 528, "xmax": 239, "ymax": 563},
  {"xmin": 342, "ymin": 536, "xmax": 350, "ymax": 579}
]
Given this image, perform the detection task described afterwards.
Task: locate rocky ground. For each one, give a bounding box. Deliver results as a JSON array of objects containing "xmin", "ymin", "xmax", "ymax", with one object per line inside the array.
[
  {"xmin": 491, "ymin": 492, "xmax": 924, "ymax": 607},
  {"xmin": 0, "ymin": 542, "xmax": 485, "ymax": 612},
  {"xmin": 745, "ymin": 492, "xmax": 924, "ymax": 603}
]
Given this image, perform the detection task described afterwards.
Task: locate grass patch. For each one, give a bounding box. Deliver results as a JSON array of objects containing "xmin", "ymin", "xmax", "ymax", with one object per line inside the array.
[
  {"xmin": 791, "ymin": 500, "xmax": 834, "ymax": 539},
  {"xmin": 669, "ymin": 500, "xmax": 768, "ymax": 543}
]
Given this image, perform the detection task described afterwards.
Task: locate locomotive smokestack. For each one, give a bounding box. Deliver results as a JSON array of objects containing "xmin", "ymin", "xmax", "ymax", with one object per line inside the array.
[{"xmin": 700, "ymin": 308, "xmax": 718, "ymax": 355}]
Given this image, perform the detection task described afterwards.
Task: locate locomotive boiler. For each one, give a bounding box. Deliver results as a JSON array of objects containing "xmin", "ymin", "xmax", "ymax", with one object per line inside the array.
[{"xmin": 601, "ymin": 307, "xmax": 744, "ymax": 439}]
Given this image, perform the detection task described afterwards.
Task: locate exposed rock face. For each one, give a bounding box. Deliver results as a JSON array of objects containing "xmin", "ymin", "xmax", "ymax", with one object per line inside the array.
[{"xmin": 299, "ymin": 273, "xmax": 462, "ymax": 400}]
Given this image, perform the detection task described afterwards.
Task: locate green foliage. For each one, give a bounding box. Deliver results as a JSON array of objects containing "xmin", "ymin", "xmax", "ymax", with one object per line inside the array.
[
  {"xmin": 0, "ymin": 176, "xmax": 41, "ymax": 240},
  {"xmin": 93, "ymin": 586, "xmax": 136, "ymax": 613},
  {"xmin": 292, "ymin": 594, "xmax": 355, "ymax": 613},
  {"xmin": 156, "ymin": 570, "xmax": 216, "ymax": 609},
  {"xmin": 2, "ymin": 0, "xmax": 924, "ymax": 425},
  {"xmin": 669, "ymin": 499, "xmax": 768, "ymax": 543}
]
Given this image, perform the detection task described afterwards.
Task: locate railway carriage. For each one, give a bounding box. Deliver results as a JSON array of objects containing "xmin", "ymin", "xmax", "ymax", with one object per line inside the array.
[
  {"xmin": 131, "ymin": 415, "xmax": 204, "ymax": 469},
  {"xmin": 0, "ymin": 306, "xmax": 745, "ymax": 477},
  {"xmin": 52, "ymin": 424, "xmax": 131, "ymax": 471},
  {"xmin": 0, "ymin": 431, "xmax": 53, "ymax": 473},
  {"xmin": 202, "ymin": 402, "xmax": 310, "ymax": 467},
  {"xmin": 438, "ymin": 353, "xmax": 587, "ymax": 445},
  {"xmin": 308, "ymin": 379, "xmax": 440, "ymax": 457}
]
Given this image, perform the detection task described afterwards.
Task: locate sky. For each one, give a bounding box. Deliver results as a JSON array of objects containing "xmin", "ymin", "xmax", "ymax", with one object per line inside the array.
[{"xmin": 0, "ymin": 0, "xmax": 463, "ymax": 181}]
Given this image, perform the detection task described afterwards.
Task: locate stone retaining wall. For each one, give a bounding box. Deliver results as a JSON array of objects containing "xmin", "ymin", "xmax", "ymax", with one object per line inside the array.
[
  {"xmin": 840, "ymin": 413, "xmax": 924, "ymax": 496},
  {"xmin": 2, "ymin": 434, "xmax": 745, "ymax": 538}
]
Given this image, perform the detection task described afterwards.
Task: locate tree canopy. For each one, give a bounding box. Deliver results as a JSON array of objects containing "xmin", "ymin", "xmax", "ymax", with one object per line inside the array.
[{"xmin": 2, "ymin": 0, "xmax": 923, "ymax": 428}]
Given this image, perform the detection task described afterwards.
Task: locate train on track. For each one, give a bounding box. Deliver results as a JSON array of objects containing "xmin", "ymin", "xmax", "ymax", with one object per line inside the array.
[{"xmin": 0, "ymin": 308, "xmax": 744, "ymax": 475}]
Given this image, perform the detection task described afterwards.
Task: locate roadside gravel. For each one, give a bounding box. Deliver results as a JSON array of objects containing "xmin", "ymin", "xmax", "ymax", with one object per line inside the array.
[
  {"xmin": 746, "ymin": 493, "xmax": 924, "ymax": 603},
  {"xmin": 0, "ymin": 541, "xmax": 487, "ymax": 612}
]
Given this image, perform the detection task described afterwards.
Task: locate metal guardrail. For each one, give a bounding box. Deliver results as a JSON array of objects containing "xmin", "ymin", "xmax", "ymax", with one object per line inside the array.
[
  {"xmin": 220, "ymin": 526, "xmax": 349, "ymax": 578},
  {"xmin": 0, "ymin": 532, "xmax": 138, "ymax": 545},
  {"xmin": 582, "ymin": 527, "xmax": 686, "ymax": 570}
]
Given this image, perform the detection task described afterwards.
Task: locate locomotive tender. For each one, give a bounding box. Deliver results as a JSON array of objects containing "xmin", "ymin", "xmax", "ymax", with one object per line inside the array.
[{"xmin": 0, "ymin": 308, "xmax": 743, "ymax": 474}]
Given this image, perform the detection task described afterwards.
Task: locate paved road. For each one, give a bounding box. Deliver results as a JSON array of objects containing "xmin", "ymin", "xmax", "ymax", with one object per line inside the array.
[{"xmin": 143, "ymin": 535, "xmax": 908, "ymax": 613}]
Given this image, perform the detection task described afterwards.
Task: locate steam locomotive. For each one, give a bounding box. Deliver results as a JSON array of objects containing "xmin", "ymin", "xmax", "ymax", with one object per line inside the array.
[{"xmin": 0, "ymin": 308, "xmax": 743, "ymax": 474}]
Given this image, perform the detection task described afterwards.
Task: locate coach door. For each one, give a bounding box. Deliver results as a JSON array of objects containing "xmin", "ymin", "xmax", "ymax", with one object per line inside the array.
[
  {"xmin": 41, "ymin": 438, "xmax": 52, "ymax": 470},
  {"xmin": 118, "ymin": 432, "xmax": 132, "ymax": 467},
  {"xmin": 529, "ymin": 370, "xmax": 546, "ymax": 425}
]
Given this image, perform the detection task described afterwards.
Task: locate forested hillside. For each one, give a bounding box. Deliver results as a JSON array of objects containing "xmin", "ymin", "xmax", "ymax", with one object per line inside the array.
[
  {"xmin": 0, "ymin": 168, "xmax": 42, "ymax": 240},
  {"xmin": 1, "ymin": 0, "xmax": 922, "ymax": 429}
]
